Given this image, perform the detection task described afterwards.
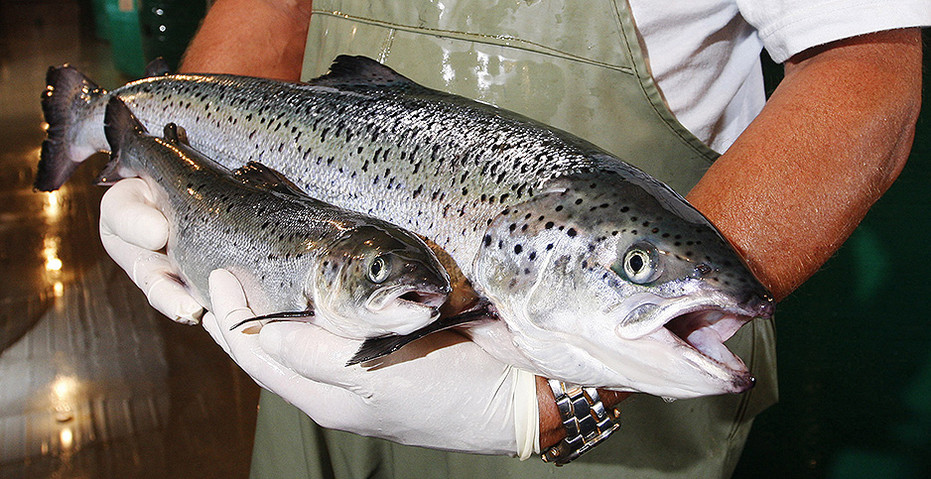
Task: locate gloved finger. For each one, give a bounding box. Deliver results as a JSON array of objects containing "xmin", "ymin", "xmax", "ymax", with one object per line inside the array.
[
  {"xmin": 202, "ymin": 311, "xmax": 232, "ymax": 357},
  {"xmin": 100, "ymin": 178, "xmax": 169, "ymax": 251},
  {"xmin": 207, "ymin": 269, "xmax": 260, "ymax": 353},
  {"xmin": 258, "ymin": 321, "xmax": 366, "ymax": 390},
  {"xmin": 100, "ymin": 231, "xmax": 204, "ymax": 324},
  {"xmin": 207, "ymin": 270, "xmax": 287, "ymax": 368}
]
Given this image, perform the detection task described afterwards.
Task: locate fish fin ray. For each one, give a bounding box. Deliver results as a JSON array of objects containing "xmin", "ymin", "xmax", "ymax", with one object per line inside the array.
[
  {"xmin": 307, "ymin": 55, "xmax": 417, "ymax": 89},
  {"xmin": 347, "ymin": 301, "xmax": 493, "ymax": 365},
  {"xmin": 233, "ymin": 161, "xmax": 308, "ymax": 197},
  {"xmin": 143, "ymin": 58, "xmax": 171, "ymax": 77}
]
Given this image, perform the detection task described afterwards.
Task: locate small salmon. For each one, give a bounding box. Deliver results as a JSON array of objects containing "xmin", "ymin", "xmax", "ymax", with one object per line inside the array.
[{"xmin": 42, "ymin": 96, "xmax": 450, "ymax": 340}]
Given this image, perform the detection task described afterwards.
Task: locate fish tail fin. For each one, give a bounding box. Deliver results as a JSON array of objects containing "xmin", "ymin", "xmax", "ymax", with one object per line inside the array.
[
  {"xmin": 99, "ymin": 97, "xmax": 147, "ymax": 185},
  {"xmin": 35, "ymin": 65, "xmax": 107, "ymax": 191}
]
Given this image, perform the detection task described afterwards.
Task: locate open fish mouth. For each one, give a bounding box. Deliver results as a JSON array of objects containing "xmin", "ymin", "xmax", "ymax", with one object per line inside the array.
[
  {"xmin": 367, "ymin": 284, "xmax": 448, "ymax": 313},
  {"xmin": 611, "ymin": 294, "xmax": 773, "ymax": 392},
  {"xmin": 397, "ymin": 289, "xmax": 448, "ymax": 309},
  {"xmin": 651, "ymin": 296, "xmax": 773, "ymax": 391},
  {"xmin": 663, "ymin": 310, "xmax": 754, "ymax": 372}
]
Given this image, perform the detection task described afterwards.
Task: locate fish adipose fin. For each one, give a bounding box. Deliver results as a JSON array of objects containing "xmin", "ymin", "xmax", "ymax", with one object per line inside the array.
[
  {"xmin": 162, "ymin": 122, "xmax": 190, "ymax": 145},
  {"xmin": 307, "ymin": 55, "xmax": 416, "ymax": 89},
  {"xmin": 36, "ymin": 66, "xmax": 106, "ymax": 191},
  {"xmin": 233, "ymin": 161, "xmax": 309, "ymax": 197},
  {"xmin": 346, "ymin": 300, "xmax": 495, "ymax": 366},
  {"xmin": 228, "ymin": 309, "xmax": 316, "ymax": 330},
  {"xmin": 98, "ymin": 97, "xmax": 148, "ymax": 185}
]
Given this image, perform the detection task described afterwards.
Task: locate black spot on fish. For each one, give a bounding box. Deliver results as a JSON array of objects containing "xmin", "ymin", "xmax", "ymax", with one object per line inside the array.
[
  {"xmin": 514, "ymin": 244, "xmax": 523, "ymax": 254},
  {"xmin": 483, "ymin": 235, "xmax": 492, "ymax": 247}
]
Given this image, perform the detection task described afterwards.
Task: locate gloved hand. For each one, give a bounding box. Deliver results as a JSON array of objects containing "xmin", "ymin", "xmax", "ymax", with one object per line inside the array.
[
  {"xmin": 203, "ymin": 269, "xmax": 540, "ymax": 457},
  {"xmin": 99, "ymin": 178, "xmax": 204, "ymax": 324}
]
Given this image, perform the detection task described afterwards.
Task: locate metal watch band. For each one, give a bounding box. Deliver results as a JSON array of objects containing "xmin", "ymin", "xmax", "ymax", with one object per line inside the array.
[{"xmin": 541, "ymin": 379, "xmax": 621, "ymax": 466}]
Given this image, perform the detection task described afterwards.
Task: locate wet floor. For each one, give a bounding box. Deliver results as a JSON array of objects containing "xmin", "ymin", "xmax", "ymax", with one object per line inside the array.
[
  {"xmin": 0, "ymin": 1, "xmax": 258, "ymax": 478},
  {"xmin": 0, "ymin": 2, "xmax": 929, "ymax": 478}
]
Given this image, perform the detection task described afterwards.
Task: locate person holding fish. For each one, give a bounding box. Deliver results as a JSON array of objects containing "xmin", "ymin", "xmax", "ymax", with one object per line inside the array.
[{"xmin": 92, "ymin": 0, "xmax": 927, "ymax": 477}]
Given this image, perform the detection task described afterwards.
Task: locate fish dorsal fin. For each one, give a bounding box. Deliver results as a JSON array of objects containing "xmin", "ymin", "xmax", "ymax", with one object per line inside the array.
[
  {"xmin": 307, "ymin": 55, "xmax": 416, "ymax": 89},
  {"xmin": 162, "ymin": 123, "xmax": 190, "ymax": 145},
  {"xmin": 144, "ymin": 58, "xmax": 171, "ymax": 77},
  {"xmin": 233, "ymin": 161, "xmax": 307, "ymax": 196}
]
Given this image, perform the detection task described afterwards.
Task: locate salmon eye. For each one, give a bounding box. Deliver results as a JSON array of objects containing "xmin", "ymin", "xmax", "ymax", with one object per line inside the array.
[
  {"xmin": 613, "ymin": 241, "xmax": 661, "ymax": 284},
  {"xmin": 368, "ymin": 255, "xmax": 391, "ymax": 283}
]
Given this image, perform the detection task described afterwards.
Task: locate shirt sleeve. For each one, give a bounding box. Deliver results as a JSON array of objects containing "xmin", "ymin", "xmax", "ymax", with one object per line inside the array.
[{"xmin": 735, "ymin": 0, "xmax": 931, "ymax": 62}]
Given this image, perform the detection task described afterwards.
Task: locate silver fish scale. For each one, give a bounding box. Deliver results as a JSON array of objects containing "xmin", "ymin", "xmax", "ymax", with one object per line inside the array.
[{"xmin": 114, "ymin": 74, "xmax": 609, "ymax": 277}]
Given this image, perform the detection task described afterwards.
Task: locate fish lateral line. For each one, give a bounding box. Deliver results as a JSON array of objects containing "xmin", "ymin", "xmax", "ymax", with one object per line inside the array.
[{"xmin": 229, "ymin": 309, "xmax": 315, "ymax": 330}]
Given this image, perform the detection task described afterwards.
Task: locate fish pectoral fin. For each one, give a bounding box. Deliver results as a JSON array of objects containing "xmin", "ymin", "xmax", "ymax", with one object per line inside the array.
[
  {"xmin": 233, "ymin": 162, "xmax": 309, "ymax": 197},
  {"xmin": 228, "ymin": 309, "xmax": 315, "ymax": 331},
  {"xmin": 346, "ymin": 299, "xmax": 496, "ymax": 366}
]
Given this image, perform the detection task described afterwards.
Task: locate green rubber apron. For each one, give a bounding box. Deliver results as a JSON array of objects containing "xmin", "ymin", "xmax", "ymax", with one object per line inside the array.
[{"xmin": 250, "ymin": 1, "xmax": 777, "ymax": 477}]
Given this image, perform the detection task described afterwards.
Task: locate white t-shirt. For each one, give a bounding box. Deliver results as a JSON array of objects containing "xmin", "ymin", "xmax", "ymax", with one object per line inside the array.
[{"xmin": 629, "ymin": 0, "xmax": 931, "ymax": 152}]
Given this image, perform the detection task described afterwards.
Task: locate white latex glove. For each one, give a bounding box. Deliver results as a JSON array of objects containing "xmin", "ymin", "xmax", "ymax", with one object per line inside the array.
[
  {"xmin": 99, "ymin": 178, "xmax": 205, "ymax": 324},
  {"xmin": 203, "ymin": 269, "xmax": 540, "ymax": 457}
]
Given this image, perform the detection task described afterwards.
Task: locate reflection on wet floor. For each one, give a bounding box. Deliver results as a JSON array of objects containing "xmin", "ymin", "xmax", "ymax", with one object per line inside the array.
[{"xmin": 0, "ymin": 1, "xmax": 258, "ymax": 477}]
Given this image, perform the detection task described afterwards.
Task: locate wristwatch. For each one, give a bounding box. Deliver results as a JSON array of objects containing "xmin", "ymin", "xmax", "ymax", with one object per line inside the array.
[{"xmin": 541, "ymin": 379, "xmax": 621, "ymax": 466}]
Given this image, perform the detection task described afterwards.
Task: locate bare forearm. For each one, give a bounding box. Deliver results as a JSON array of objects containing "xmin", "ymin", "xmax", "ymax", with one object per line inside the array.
[
  {"xmin": 180, "ymin": 0, "xmax": 312, "ymax": 80},
  {"xmin": 687, "ymin": 29, "xmax": 922, "ymax": 300}
]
